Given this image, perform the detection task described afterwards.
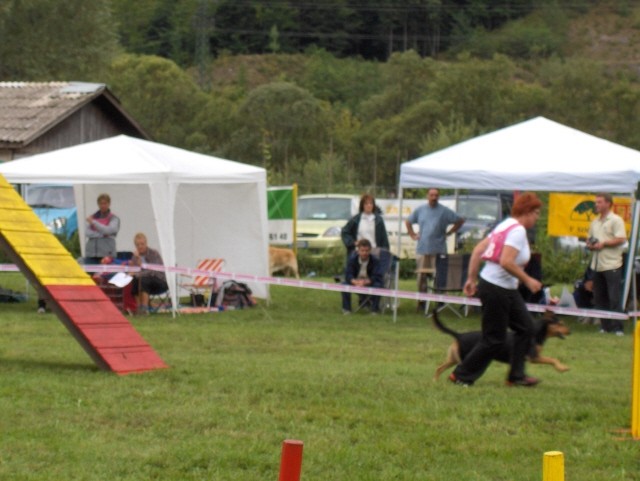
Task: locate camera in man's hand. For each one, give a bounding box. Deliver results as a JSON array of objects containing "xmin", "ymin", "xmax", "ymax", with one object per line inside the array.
[{"xmin": 587, "ymin": 237, "xmax": 599, "ymax": 247}]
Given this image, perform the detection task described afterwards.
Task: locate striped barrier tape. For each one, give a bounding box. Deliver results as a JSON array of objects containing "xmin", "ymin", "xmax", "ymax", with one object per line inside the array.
[
  {"xmin": 0, "ymin": 263, "xmax": 631, "ymax": 320},
  {"xmin": 140, "ymin": 263, "xmax": 629, "ymax": 321}
]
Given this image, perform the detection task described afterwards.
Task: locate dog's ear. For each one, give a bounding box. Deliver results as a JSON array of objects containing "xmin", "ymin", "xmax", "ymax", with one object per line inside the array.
[{"xmin": 543, "ymin": 309, "xmax": 560, "ymax": 324}]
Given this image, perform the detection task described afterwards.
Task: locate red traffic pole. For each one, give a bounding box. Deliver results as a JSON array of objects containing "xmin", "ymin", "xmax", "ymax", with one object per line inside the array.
[{"xmin": 278, "ymin": 439, "xmax": 304, "ymax": 481}]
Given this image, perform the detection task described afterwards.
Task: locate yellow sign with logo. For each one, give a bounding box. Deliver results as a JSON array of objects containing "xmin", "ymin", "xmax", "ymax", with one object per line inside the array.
[{"xmin": 548, "ymin": 193, "xmax": 632, "ymax": 238}]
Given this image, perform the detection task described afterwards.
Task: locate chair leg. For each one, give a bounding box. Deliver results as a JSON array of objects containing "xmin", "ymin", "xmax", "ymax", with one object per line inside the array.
[
  {"xmin": 436, "ymin": 302, "xmax": 463, "ymax": 318},
  {"xmin": 149, "ymin": 292, "xmax": 171, "ymax": 313}
]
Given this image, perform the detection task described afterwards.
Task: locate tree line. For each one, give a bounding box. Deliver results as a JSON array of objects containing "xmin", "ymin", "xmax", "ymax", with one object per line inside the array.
[{"xmin": 110, "ymin": 0, "xmax": 543, "ymax": 62}]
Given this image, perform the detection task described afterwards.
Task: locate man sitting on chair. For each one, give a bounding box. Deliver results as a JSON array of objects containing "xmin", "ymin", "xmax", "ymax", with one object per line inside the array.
[
  {"xmin": 131, "ymin": 232, "xmax": 168, "ymax": 315},
  {"xmin": 342, "ymin": 239, "xmax": 384, "ymax": 315}
]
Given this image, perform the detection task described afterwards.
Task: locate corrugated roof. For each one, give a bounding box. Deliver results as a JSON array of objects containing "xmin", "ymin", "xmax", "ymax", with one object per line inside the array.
[{"xmin": 0, "ymin": 81, "xmax": 107, "ymax": 145}]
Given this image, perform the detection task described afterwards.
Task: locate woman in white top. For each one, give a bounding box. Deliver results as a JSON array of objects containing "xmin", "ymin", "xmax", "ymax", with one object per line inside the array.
[
  {"xmin": 341, "ymin": 194, "xmax": 389, "ymax": 258},
  {"xmin": 450, "ymin": 192, "xmax": 543, "ymax": 387}
]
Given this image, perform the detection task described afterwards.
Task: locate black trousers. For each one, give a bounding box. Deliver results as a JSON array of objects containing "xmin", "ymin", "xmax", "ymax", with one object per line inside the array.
[
  {"xmin": 453, "ymin": 278, "xmax": 534, "ymax": 384},
  {"xmin": 131, "ymin": 275, "xmax": 168, "ymax": 296},
  {"xmin": 592, "ymin": 268, "xmax": 623, "ymax": 333}
]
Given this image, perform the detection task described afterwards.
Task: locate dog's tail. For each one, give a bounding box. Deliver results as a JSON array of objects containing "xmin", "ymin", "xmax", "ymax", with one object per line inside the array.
[{"xmin": 432, "ymin": 309, "xmax": 462, "ymax": 341}]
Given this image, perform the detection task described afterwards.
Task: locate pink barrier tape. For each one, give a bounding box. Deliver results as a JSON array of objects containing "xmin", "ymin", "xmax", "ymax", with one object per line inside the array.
[
  {"xmin": 0, "ymin": 263, "xmax": 141, "ymax": 273},
  {"xmin": 0, "ymin": 264, "xmax": 19, "ymax": 271},
  {"xmin": 82, "ymin": 265, "xmax": 141, "ymax": 273},
  {"xmin": 1, "ymin": 262, "xmax": 630, "ymax": 321},
  {"xmin": 138, "ymin": 263, "xmax": 629, "ymax": 321}
]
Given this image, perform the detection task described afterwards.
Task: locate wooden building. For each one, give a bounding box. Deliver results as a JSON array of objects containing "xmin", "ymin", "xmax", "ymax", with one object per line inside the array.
[{"xmin": 0, "ymin": 81, "xmax": 149, "ymax": 161}]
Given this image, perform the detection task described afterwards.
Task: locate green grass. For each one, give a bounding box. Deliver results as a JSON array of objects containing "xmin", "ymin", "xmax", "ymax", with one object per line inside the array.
[{"xmin": 0, "ymin": 274, "xmax": 638, "ymax": 480}]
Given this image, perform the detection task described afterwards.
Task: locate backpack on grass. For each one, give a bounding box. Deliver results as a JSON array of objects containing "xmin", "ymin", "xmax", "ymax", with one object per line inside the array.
[
  {"xmin": 0, "ymin": 287, "xmax": 26, "ymax": 303},
  {"xmin": 214, "ymin": 281, "xmax": 256, "ymax": 309}
]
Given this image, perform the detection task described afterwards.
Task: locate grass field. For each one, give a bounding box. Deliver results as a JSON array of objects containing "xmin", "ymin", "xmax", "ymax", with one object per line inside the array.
[{"xmin": 0, "ymin": 274, "xmax": 638, "ymax": 480}]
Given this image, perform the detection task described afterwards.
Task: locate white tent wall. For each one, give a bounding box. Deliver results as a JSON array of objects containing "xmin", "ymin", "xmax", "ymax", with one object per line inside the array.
[
  {"xmin": 173, "ymin": 182, "xmax": 269, "ymax": 297},
  {"xmin": 398, "ymin": 117, "xmax": 640, "ymax": 316},
  {"xmin": 0, "ymin": 136, "xmax": 270, "ymax": 312}
]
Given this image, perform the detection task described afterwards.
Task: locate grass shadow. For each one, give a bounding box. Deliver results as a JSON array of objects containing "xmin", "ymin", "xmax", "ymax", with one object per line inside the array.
[{"xmin": 0, "ymin": 357, "xmax": 100, "ymax": 374}]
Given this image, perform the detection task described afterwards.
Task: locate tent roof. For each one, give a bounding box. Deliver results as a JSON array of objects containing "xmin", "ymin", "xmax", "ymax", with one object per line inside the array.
[
  {"xmin": 0, "ymin": 135, "xmax": 265, "ymax": 184},
  {"xmin": 400, "ymin": 117, "xmax": 640, "ymax": 193}
]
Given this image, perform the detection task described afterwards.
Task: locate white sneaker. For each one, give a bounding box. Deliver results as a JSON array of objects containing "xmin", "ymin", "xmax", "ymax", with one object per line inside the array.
[
  {"xmin": 37, "ymin": 307, "xmax": 45, "ymax": 314},
  {"xmin": 342, "ymin": 309, "xmax": 351, "ymax": 315},
  {"xmin": 615, "ymin": 331, "xmax": 624, "ymax": 336}
]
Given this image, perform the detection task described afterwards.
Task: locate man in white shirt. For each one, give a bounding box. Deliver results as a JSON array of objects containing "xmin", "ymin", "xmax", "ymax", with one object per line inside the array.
[{"xmin": 587, "ymin": 193, "xmax": 627, "ymax": 335}]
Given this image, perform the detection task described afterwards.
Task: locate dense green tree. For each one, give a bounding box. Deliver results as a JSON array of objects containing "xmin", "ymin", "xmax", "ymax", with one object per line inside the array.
[
  {"xmin": 429, "ymin": 53, "xmax": 518, "ymax": 128},
  {"xmin": 603, "ymin": 80, "xmax": 640, "ymax": 150},
  {"xmin": 0, "ymin": 0, "xmax": 118, "ymax": 80},
  {"xmin": 106, "ymin": 54, "xmax": 209, "ymax": 147},
  {"xmin": 538, "ymin": 58, "xmax": 609, "ymax": 134},
  {"xmin": 111, "ymin": 0, "xmax": 204, "ymax": 67},
  {"xmin": 109, "ymin": 0, "xmax": 541, "ymax": 63},
  {"xmin": 359, "ymin": 50, "xmax": 436, "ymax": 121},
  {"xmin": 300, "ymin": 48, "xmax": 384, "ymax": 109},
  {"xmin": 419, "ymin": 115, "xmax": 478, "ymax": 153},
  {"xmin": 225, "ymin": 82, "xmax": 331, "ymax": 173}
]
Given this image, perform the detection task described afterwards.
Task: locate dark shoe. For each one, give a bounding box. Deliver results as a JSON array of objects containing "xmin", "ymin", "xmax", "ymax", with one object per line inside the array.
[
  {"xmin": 449, "ymin": 373, "xmax": 472, "ymax": 387},
  {"xmin": 506, "ymin": 376, "xmax": 541, "ymax": 387}
]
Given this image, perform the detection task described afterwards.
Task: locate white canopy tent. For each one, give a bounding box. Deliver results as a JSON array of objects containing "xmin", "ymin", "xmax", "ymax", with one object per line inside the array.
[
  {"xmin": 0, "ymin": 135, "xmax": 270, "ymax": 311},
  {"xmin": 399, "ymin": 116, "xmax": 640, "ymax": 312}
]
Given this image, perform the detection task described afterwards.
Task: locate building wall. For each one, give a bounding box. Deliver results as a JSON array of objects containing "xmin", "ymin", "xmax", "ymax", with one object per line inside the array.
[{"xmin": 11, "ymin": 103, "xmax": 126, "ymax": 160}]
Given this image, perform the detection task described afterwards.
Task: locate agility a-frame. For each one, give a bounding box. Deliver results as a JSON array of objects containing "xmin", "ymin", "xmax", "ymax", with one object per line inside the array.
[{"xmin": 0, "ymin": 175, "xmax": 167, "ymax": 374}]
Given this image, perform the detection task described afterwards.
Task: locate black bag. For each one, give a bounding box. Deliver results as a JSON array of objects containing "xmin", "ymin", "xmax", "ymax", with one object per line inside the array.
[
  {"xmin": 214, "ymin": 281, "xmax": 256, "ymax": 308},
  {"xmin": 0, "ymin": 287, "xmax": 26, "ymax": 303},
  {"xmin": 190, "ymin": 293, "xmax": 205, "ymax": 307}
]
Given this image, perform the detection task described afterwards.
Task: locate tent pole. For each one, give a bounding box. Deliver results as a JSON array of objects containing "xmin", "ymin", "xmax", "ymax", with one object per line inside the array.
[
  {"xmin": 393, "ymin": 187, "xmax": 404, "ymax": 323},
  {"xmin": 622, "ymin": 192, "xmax": 640, "ymax": 316}
]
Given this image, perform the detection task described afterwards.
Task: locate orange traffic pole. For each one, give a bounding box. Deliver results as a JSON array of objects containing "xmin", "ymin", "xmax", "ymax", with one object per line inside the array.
[
  {"xmin": 543, "ymin": 451, "xmax": 564, "ymax": 481},
  {"xmin": 278, "ymin": 439, "xmax": 303, "ymax": 481}
]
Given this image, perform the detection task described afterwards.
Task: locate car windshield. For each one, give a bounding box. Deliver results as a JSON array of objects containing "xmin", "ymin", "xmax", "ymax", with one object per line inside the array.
[
  {"xmin": 457, "ymin": 198, "xmax": 499, "ymax": 222},
  {"xmin": 26, "ymin": 186, "xmax": 75, "ymax": 209},
  {"xmin": 298, "ymin": 198, "xmax": 352, "ymax": 220}
]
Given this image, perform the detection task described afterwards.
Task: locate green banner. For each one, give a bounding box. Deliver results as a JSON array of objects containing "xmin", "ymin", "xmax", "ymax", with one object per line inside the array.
[
  {"xmin": 267, "ymin": 186, "xmax": 296, "ymax": 245},
  {"xmin": 268, "ymin": 188, "xmax": 294, "ymax": 219}
]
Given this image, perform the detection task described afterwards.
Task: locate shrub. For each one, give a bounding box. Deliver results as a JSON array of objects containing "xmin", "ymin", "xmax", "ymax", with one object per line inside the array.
[
  {"xmin": 297, "ymin": 247, "xmax": 346, "ymax": 278},
  {"xmin": 535, "ymin": 236, "xmax": 589, "ymax": 285}
]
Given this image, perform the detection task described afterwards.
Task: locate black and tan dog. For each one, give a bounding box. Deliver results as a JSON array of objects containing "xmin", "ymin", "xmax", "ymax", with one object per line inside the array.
[{"xmin": 433, "ymin": 309, "xmax": 570, "ymax": 380}]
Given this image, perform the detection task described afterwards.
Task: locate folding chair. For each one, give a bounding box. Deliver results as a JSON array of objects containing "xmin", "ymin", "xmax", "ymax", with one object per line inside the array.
[
  {"xmin": 426, "ymin": 253, "xmax": 470, "ymax": 317},
  {"xmin": 180, "ymin": 258, "xmax": 225, "ymax": 308},
  {"xmin": 415, "ymin": 254, "xmax": 436, "ymax": 312},
  {"xmin": 148, "ymin": 285, "xmax": 171, "ymax": 313},
  {"xmin": 374, "ymin": 248, "xmax": 399, "ymax": 314}
]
